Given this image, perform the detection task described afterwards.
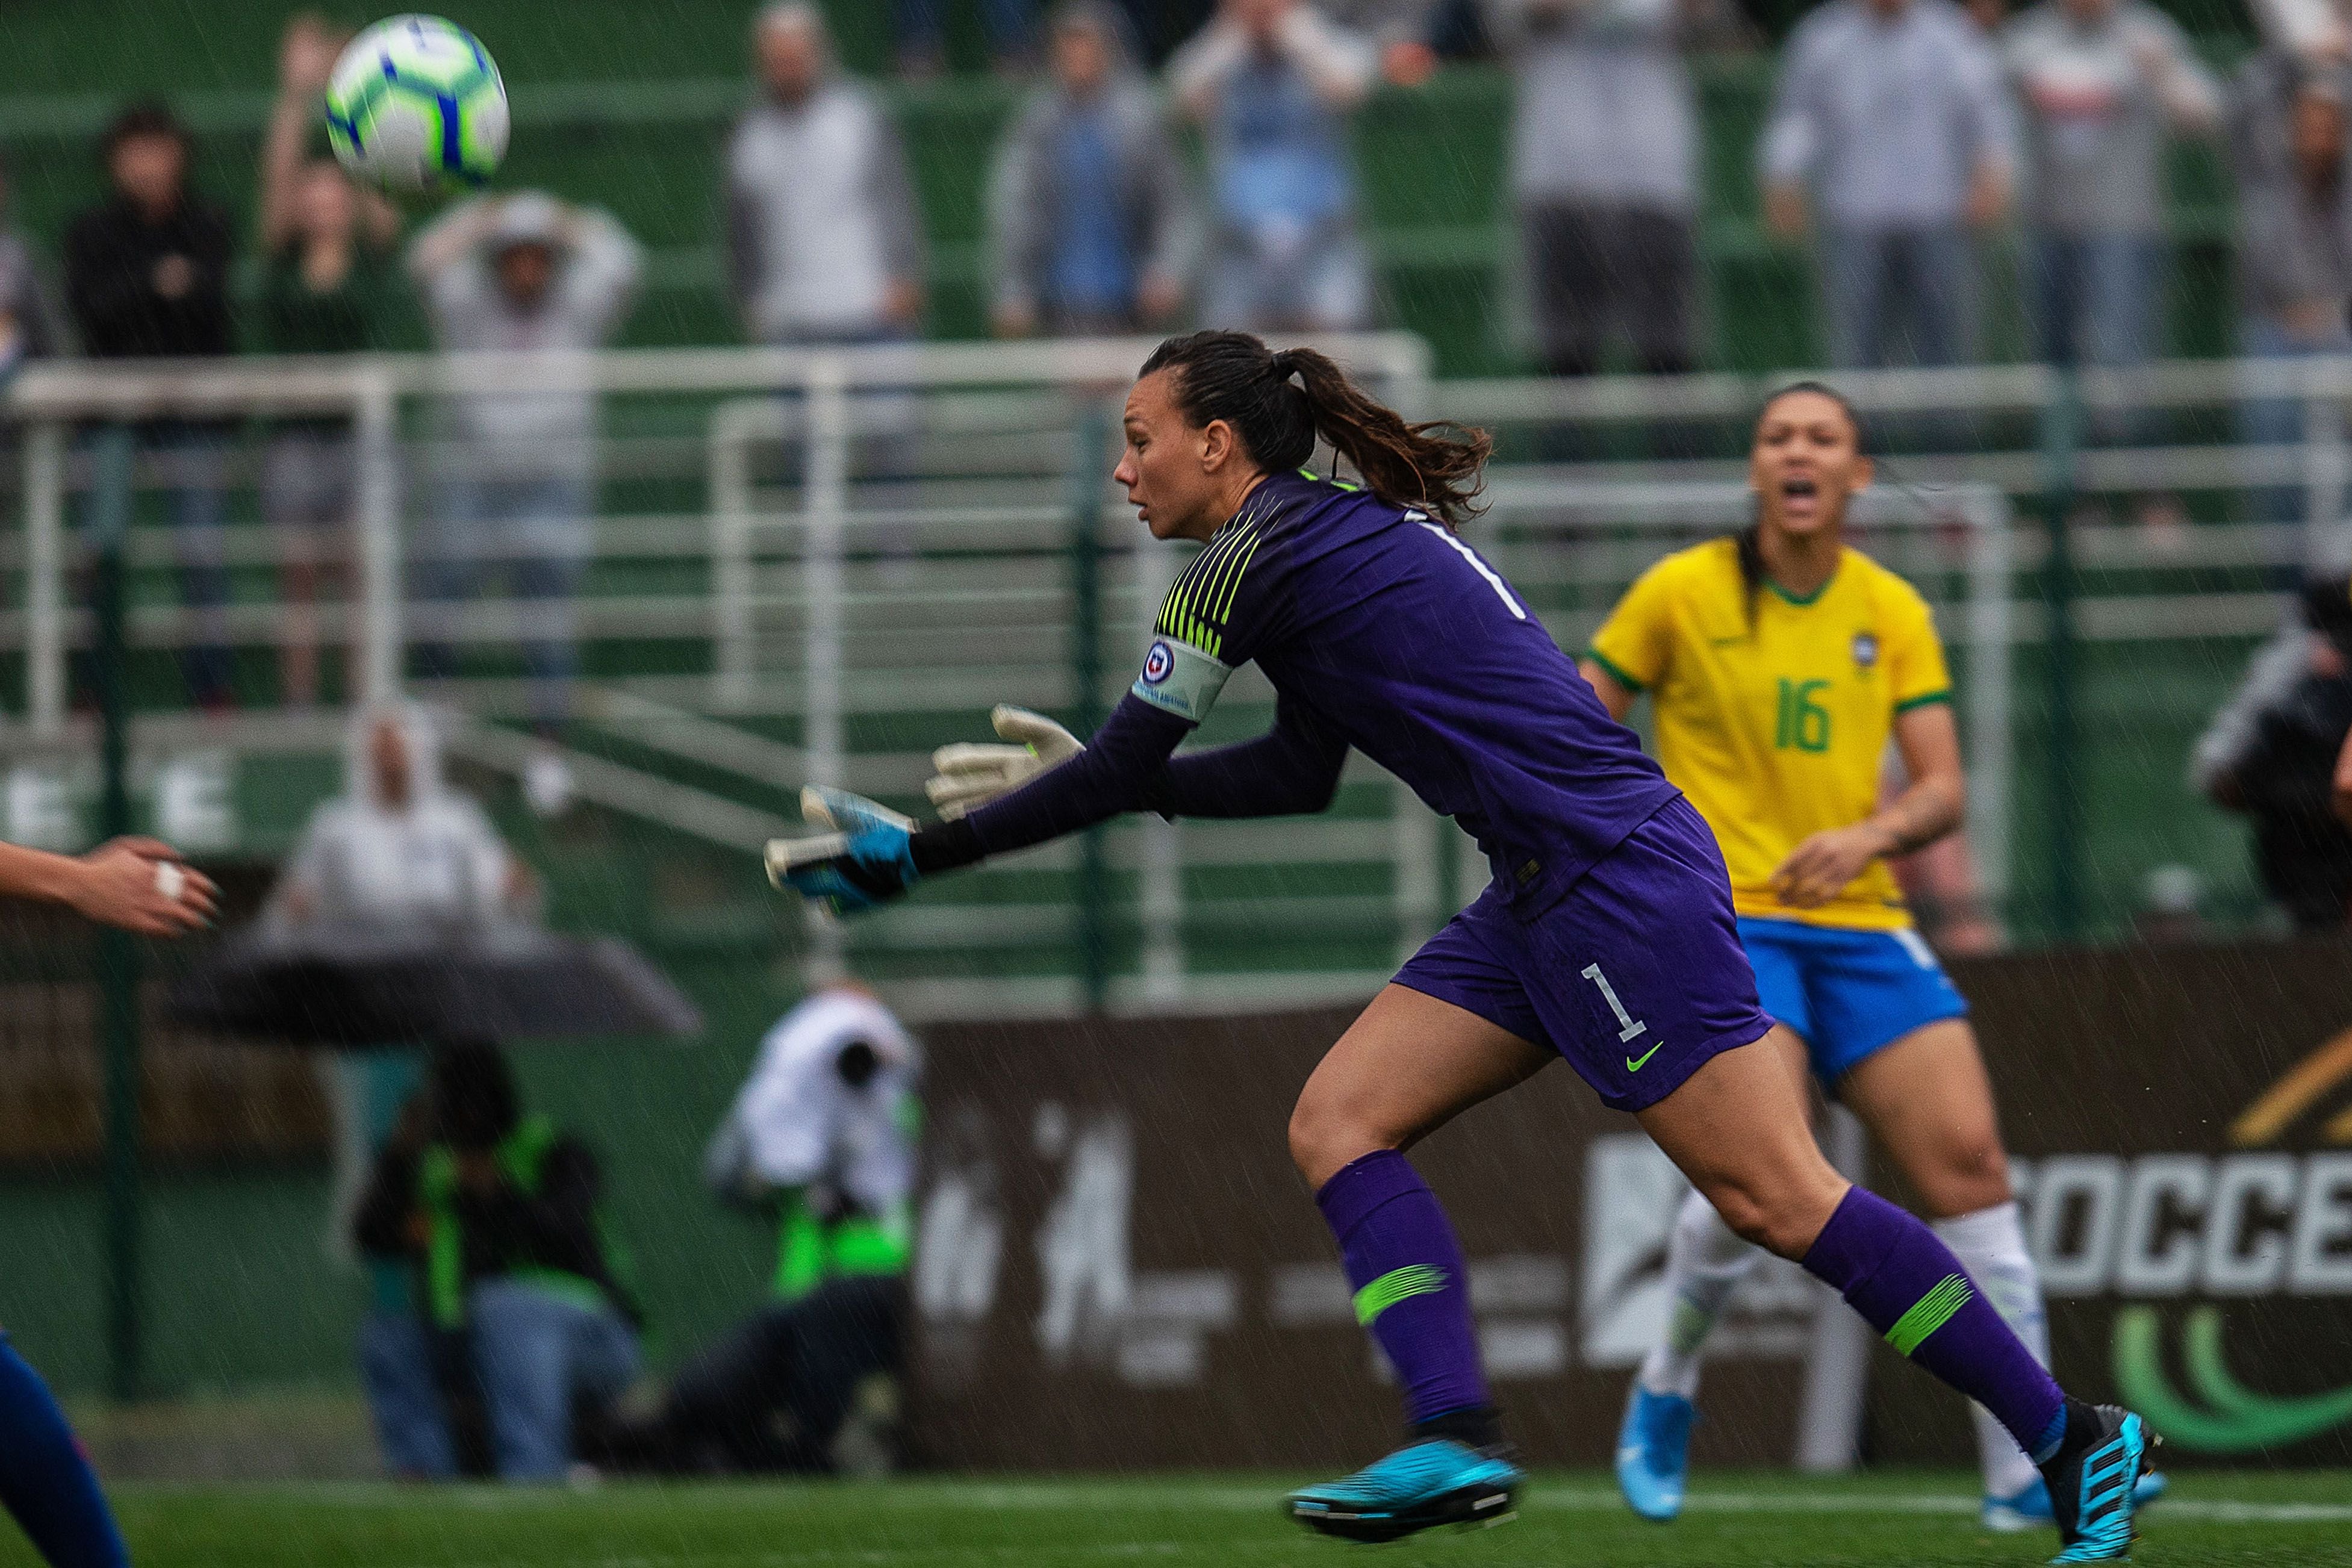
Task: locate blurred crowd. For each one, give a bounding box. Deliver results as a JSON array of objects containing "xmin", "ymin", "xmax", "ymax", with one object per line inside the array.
[{"xmin": 27, "ymin": 1, "xmax": 2352, "ymax": 399}]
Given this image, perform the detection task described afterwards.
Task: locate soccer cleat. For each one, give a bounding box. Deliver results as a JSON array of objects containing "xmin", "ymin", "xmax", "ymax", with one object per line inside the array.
[
  {"xmin": 2039, "ymin": 1402, "xmax": 2153, "ymax": 1563},
  {"xmin": 1285, "ymin": 1438, "xmax": 1523, "ymax": 1543},
  {"xmin": 1615, "ymin": 1383, "xmax": 1694, "ymax": 1523},
  {"xmin": 1984, "ymin": 1470, "xmax": 2168, "ymax": 1534}
]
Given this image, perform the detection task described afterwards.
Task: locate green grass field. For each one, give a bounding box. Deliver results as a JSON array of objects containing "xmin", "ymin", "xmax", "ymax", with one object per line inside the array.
[{"xmin": 74, "ymin": 1471, "xmax": 2352, "ymax": 1568}]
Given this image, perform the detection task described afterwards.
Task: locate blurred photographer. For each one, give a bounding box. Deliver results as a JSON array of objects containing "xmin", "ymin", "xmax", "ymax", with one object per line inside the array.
[
  {"xmin": 2197, "ymin": 576, "xmax": 2352, "ymax": 929},
  {"xmin": 606, "ymin": 983, "xmax": 919, "ymax": 1475},
  {"xmin": 352, "ymin": 1044, "xmax": 642, "ymax": 1481}
]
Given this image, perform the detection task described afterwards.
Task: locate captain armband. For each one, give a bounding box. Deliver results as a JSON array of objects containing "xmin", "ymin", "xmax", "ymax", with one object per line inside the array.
[{"xmin": 1130, "ymin": 635, "xmax": 1233, "ymax": 724}]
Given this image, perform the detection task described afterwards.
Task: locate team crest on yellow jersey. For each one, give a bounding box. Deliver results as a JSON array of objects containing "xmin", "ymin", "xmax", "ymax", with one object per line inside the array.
[{"xmin": 1852, "ymin": 632, "xmax": 1879, "ymax": 670}]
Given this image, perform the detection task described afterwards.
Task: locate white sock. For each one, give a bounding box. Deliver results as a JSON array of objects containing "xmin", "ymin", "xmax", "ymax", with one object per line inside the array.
[
  {"xmin": 1934, "ymin": 1201, "xmax": 2050, "ymax": 1499},
  {"xmin": 1637, "ymin": 1188, "xmax": 1765, "ymax": 1401}
]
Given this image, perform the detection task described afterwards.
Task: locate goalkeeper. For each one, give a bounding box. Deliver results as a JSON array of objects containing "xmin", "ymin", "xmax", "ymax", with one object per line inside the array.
[{"xmin": 768, "ymin": 330, "xmax": 2152, "ymax": 1562}]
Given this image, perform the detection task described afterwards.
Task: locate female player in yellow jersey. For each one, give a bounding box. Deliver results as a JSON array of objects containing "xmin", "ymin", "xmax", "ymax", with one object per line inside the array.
[{"xmin": 1581, "ymin": 383, "xmax": 2156, "ymax": 1535}]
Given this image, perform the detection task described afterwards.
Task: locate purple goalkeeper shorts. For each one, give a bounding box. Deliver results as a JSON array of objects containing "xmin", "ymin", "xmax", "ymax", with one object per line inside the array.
[{"xmin": 1394, "ymin": 795, "xmax": 1773, "ymax": 1113}]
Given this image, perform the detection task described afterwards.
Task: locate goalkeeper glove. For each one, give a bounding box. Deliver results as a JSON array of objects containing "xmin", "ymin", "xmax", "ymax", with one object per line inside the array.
[
  {"xmin": 925, "ymin": 705, "xmax": 1085, "ymax": 819},
  {"xmin": 765, "ymin": 786, "xmax": 919, "ymax": 915}
]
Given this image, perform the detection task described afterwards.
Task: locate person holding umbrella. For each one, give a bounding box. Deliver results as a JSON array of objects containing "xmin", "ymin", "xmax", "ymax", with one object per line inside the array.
[
  {"xmin": 0, "ymin": 835, "xmax": 213, "ymax": 1567},
  {"xmin": 269, "ymin": 702, "xmax": 536, "ymax": 1476}
]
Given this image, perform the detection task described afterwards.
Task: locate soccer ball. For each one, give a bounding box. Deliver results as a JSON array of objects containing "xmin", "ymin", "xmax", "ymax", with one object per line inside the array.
[{"xmin": 325, "ymin": 14, "xmax": 508, "ymax": 194}]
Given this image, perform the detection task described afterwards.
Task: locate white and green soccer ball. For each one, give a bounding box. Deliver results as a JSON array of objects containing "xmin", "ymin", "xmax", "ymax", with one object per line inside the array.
[{"xmin": 325, "ymin": 14, "xmax": 508, "ymax": 194}]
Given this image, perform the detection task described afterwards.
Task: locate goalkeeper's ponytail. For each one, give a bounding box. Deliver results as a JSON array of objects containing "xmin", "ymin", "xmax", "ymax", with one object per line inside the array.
[{"xmin": 1139, "ymin": 331, "xmax": 1491, "ymax": 527}]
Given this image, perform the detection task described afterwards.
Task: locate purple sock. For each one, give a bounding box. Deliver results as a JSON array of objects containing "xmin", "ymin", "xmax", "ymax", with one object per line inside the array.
[
  {"xmin": 1316, "ymin": 1150, "xmax": 1489, "ymax": 1426},
  {"xmin": 1803, "ymin": 1186, "xmax": 2064, "ymax": 1455}
]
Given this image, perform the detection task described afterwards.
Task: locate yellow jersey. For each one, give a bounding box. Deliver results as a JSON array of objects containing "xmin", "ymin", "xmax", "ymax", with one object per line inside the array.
[{"xmin": 1586, "ymin": 538, "xmax": 1953, "ymax": 932}]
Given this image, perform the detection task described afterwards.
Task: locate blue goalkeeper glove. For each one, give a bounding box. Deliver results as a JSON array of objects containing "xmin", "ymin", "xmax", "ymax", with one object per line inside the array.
[{"xmin": 764, "ymin": 786, "xmax": 919, "ymax": 915}]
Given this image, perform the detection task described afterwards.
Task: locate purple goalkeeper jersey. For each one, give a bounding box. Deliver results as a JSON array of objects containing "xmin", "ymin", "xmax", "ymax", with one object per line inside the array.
[{"xmin": 941, "ymin": 469, "xmax": 1678, "ymax": 917}]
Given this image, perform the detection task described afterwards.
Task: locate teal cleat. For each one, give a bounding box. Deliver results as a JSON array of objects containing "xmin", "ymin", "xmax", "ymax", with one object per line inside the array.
[
  {"xmin": 1286, "ymin": 1438, "xmax": 1523, "ymax": 1543},
  {"xmin": 2042, "ymin": 1403, "xmax": 2154, "ymax": 1563},
  {"xmin": 1984, "ymin": 1470, "xmax": 2168, "ymax": 1534},
  {"xmin": 1615, "ymin": 1383, "xmax": 1694, "ymax": 1522}
]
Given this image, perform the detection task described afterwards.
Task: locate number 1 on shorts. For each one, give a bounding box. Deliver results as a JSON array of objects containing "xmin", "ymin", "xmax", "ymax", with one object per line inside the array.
[{"xmin": 1581, "ymin": 962, "xmax": 1647, "ymax": 1042}]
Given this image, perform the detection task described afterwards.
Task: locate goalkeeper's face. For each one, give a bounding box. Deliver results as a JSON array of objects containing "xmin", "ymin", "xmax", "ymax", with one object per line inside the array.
[{"xmin": 1113, "ymin": 369, "xmax": 1238, "ymax": 544}]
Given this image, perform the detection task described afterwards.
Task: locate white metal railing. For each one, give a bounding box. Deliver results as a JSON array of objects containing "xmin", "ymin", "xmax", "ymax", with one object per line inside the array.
[{"xmin": 4, "ymin": 343, "xmax": 2342, "ymax": 1004}]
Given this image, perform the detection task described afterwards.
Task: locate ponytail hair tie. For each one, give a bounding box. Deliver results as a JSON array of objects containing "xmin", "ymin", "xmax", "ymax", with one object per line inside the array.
[{"xmin": 1268, "ymin": 349, "xmax": 1298, "ymax": 381}]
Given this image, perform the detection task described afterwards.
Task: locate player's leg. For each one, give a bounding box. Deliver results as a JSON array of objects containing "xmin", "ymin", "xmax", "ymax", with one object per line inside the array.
[
  {"xmin": 1616, "ymin": 1030, "xmax": 1802, "ymax": 1521},
  {"xmin": 1640, "ymin": 1048, "xmax": 2149, "ymax": 1562},
  {"xmin": 1289, "ymin": 981, "xmax": 1551, "ymax": 1392},
  {"xmin": 1283, "ymin": 928, "xmax": 1551, "ymax": 1540},
  {"xmin": 1554, "ymin": 803, "xmax": 2146, "ymax": 1561},
  {"xmin": 1838, "ymin": 1014, "xmax": 2051, "ymax": 1519},
  {"xmin": 1802, "ymin": 924, "xmax": 2079, "ymax": 1525},
  {"xmin": 0, "ymin": 1334, "xmax": 130, "ymax": 1568},
  {"xmin": 1632, "ymin": 926, "xmax": 1815, "ymax": 1407}
]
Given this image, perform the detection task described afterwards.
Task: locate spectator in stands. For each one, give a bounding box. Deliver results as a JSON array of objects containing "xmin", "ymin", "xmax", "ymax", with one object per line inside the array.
[
  {"xmin": 354, "ymin": 1042, "xmax": 643, "ymax": 1482},
  {"xmin": 406, "ymin": 192, "xmax": 642, "ymax": 820},
  {"xmin": 63, "ymin": 102, "xmax": 238, "ymax": 710},
  {"xmin": 989, "ymin": 2, "xmax": 1198, "ymax": 337},
  {"xmin": 2231, "ymin": 54, "xmax": 2352, "ymax": 524},
  {"xmin": 255, "ymin": 14, "xmax": 404, "ymax": 711},
  {"xmin": 1759, "ymin": 0, "xmax": 2014, "ymax": 370},
  {"xmin": 604, "ymin": 983, "xmax": 919, "ymax": 1475},
  {"xmin": 2253, "ymin": 0, "xmax": 2352, "ymax": 67},
  {"xmin": 729, "ymin": 2, "xmax": 928, "ymax": 351},
  {"xmin": 2003, "ymin": 0, "xmax": 2220, "ymax": 417},
  {"xmin": 2195, "ymin": 574, "xmax": 2352, "ymax": 930},
  {"xmin": 0, "ymin": 155, "xmax": 67, "ymax": 388},
  {"xmin": 273, "ymin": 702, "xmax": 537, "ymax": 1479},
  {"xmin": 897, "ymin": 0, "xmax": 1036, "ymax": 75},
  {"xmin": 273, "ymin": 702, "xmax": 533, "ymax": 932},
  {"xmin": 1486, "ymin": 0, "xmax": 1721, "ymax": 379},
  {"xmin": 1172, "ymin": 0, "xmax": 1379, "ymax": 332}
]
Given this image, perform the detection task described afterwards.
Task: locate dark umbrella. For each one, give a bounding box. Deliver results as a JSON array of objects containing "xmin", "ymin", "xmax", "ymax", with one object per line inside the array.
[{"xmin": 165, "ymin": 919, "xmax": 702, "ymax": 1047}]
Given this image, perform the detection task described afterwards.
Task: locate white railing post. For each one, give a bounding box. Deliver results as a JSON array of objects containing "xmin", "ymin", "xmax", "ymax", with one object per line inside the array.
[
  {"xmin": 355, "ymin": 366, "xmax": 403, "ymax": 707},
  {"xmin": 24, "ymin": 421, "xmax": 64, "ymax": 741},
  {"xmin": 802, "ymin": 355, "xmax": 850, "ymax": 982},
  {"xmin": 2305, "ymin": 359, "xmax": 2350, "ymax": 570},
  {"xmin": 709, "ymin": 399, "xmax": 759, "ymax": 712},
  {"xmin": 1965, "ymin": 488, "xmax": 2014, "ymax": 913}
]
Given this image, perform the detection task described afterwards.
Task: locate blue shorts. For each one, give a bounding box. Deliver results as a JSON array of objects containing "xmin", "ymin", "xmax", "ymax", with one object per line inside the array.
[
  {"xmin": 1737, "ymin": 916, "xmax": 1969, "ymax": 1086},
  {"xmin": 1395, "ymin": 797, "xmax": 1774, "ymax": 1113}
]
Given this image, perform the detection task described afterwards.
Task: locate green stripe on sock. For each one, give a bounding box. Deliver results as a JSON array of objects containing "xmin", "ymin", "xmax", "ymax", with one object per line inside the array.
[
  {"xmin": 1666, "ymin": 1296, "xmax": 1718, "ymax": 1357},
  {"xmin": 1353, "ymin": 1264, "xmax": 1449, "ymax": 1326},
  {"xmin": 1884, "ymin": 1273, "xmax": 1973, "ymax": 1357}
]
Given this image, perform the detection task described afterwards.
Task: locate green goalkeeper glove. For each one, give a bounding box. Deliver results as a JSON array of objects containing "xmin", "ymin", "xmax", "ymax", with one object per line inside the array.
[{"xmin": 924, "ymin": 705, "xmax": 1084, "ymax": 820}]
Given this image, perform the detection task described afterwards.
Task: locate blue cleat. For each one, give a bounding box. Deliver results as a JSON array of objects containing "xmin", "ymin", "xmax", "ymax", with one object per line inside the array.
[
  {"xmin": 1985, "ymin": 1470, "xmax": 2168, "ymax": 1533},
  {"xmin": 1286, "ymin": 1438, "xmax": 1523, "ymax": 1542},
  {"xmin": 1614, "ymin": 1383, "xmax": 1694, "ymax": 1522},
  {"xmin": 2041, "ymin": 1403, "xmax": 2154, "ymax": 1563}
]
